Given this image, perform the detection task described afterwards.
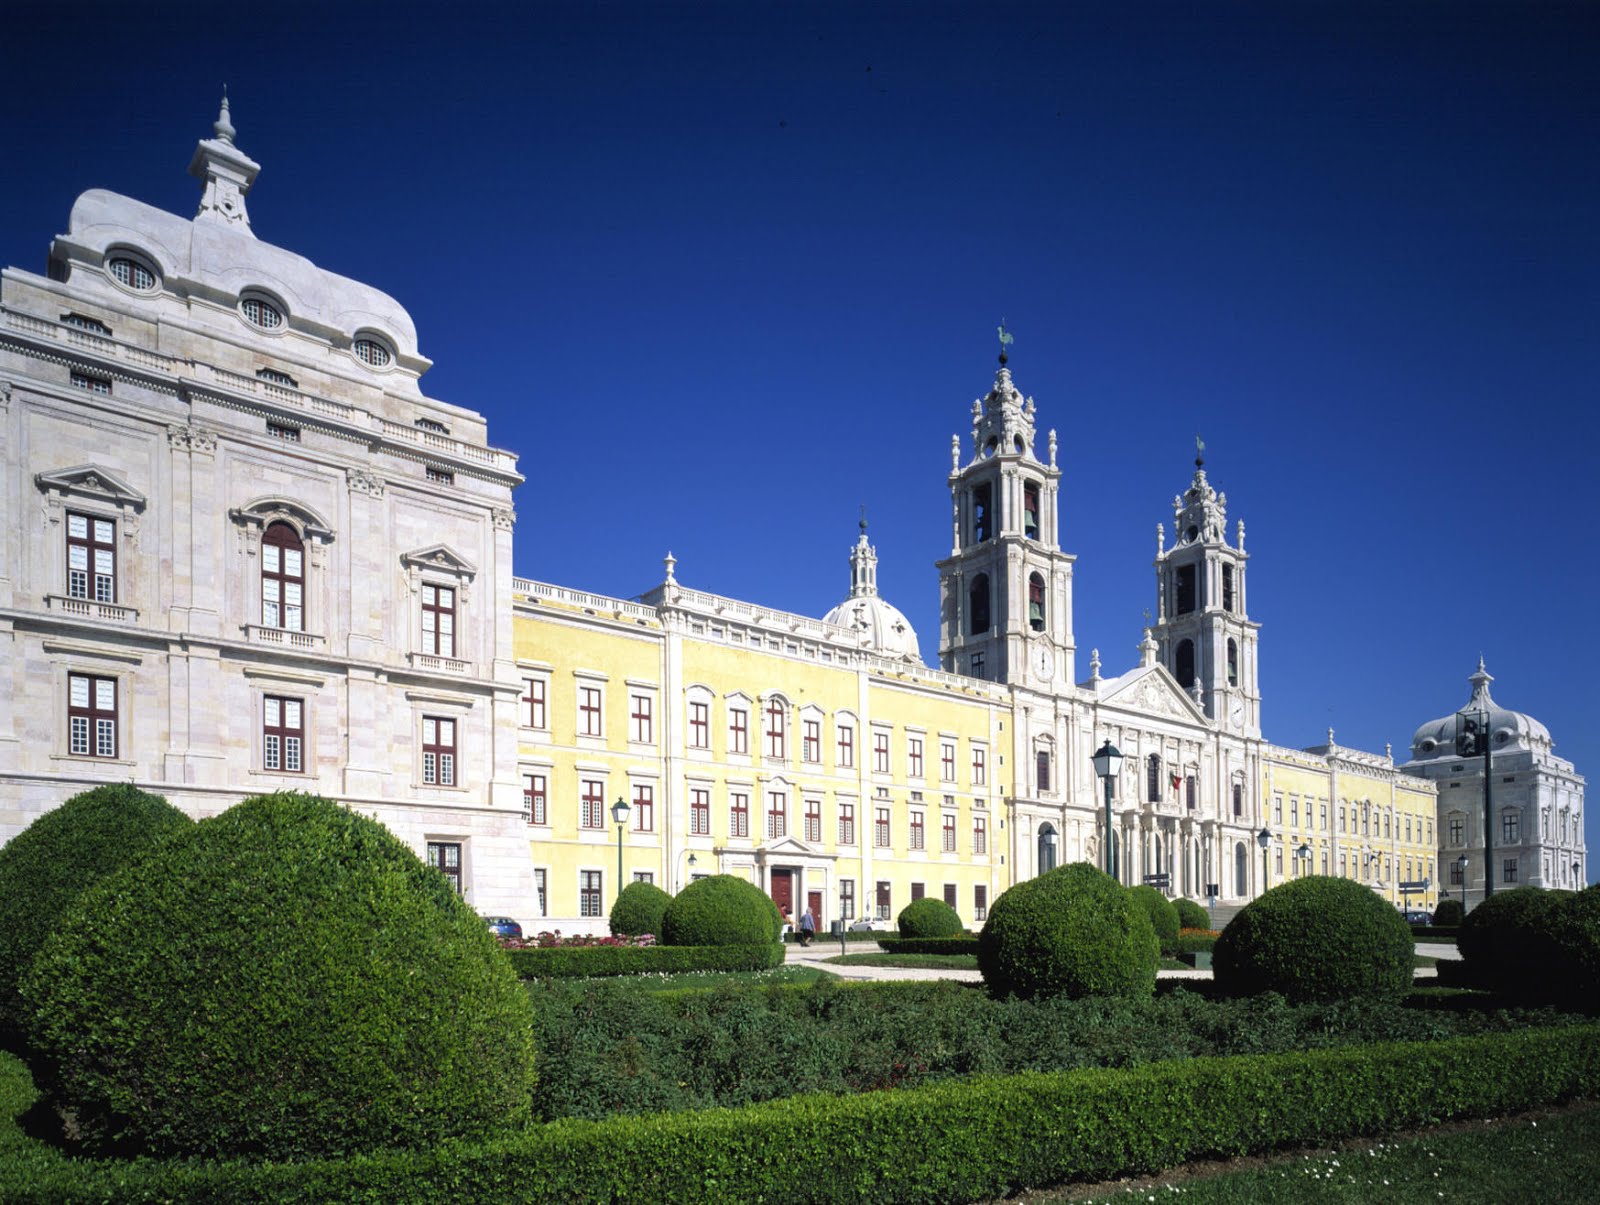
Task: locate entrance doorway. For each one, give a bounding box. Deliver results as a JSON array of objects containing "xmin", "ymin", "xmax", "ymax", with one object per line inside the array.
[
  {"xmin": 769, "ymin": 868, "xmax": 795, "ymax": 921},
  {"xmin": 807, "ymin": 889, "xmax": 823, "ymax": 927}
]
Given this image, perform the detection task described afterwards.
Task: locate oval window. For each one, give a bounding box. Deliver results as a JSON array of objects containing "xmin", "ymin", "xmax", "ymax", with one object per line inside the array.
[
  {"xmin": 108, "ymin": 256, "xmax": 158, "ymax": 292},
  {"xmin": 353, "ymin": 337, "xmax": 392, "ymax": 367},
  {"xmin": 241, "ymin": 296, "xmax": 284, "ymax": 330}
]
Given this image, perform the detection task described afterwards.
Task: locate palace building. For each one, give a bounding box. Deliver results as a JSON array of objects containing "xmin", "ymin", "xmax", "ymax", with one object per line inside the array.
[{"xmin": 3, "ymin": 106, "xmax": 1581, "ymax": 929}]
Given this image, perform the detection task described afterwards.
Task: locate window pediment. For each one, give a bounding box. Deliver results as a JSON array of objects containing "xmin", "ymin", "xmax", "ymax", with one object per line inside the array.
[
  {"xmin": 230, "ymin": 497, "xmax": 334, "ymax": 541},
  {"xmin": 36, "ymin": 464, "xmax": 146, "ymax": 510},
  {"xmin": 401, "ymin": 544, "xmax": 477, "ymax": 580}
]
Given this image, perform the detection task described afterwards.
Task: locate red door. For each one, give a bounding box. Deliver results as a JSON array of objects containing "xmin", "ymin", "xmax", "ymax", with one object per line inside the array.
[
  {"xmin": 769, "ymin": 869, "xmax": 794, "ymax": 920},
  {"xmin": 807, "ymin": 890, "xmax": 823, "ymax": 927}
]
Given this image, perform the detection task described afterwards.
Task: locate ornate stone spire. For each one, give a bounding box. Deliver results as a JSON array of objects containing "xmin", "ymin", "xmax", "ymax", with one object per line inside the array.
[
  {"xmin": 848, "ymin": 510, "xmax": 878, "ymax": 598},
  {"xmin": 1169, "ymin": 444, "xmax": 1230, "ymax": 548},
  {"xmin": 1467, "ymin": 656, "xmax": 1494, "ymax": 708},
  {"xmin": 968, "ymin": 361, "xmax": 1040, "ymax": 463},
  {"xmin": 188, "ymin": 89, "xmax": 260, "ymax": 235}
]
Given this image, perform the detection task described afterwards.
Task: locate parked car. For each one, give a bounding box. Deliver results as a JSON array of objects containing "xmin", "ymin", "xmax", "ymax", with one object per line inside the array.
[
  {"xmin": 847, "ymin": 919, "xmax": 878, "ymax": 932},
  {"xmin": 483, "ymin": 915, "xmax": 523, "ymax": 940},
  {"xmin": 1401, "ymin": 910, "xmax": 1432, "ymax": 926}
]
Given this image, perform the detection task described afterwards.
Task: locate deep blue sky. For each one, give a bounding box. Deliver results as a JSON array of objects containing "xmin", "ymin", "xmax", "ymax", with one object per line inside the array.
[{"xmin": 5, "ymin": 3, "xmax": 1595, "ymax": 868}]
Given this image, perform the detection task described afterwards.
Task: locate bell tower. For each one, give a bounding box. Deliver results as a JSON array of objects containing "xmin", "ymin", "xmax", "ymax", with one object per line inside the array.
[
  {"xmin": 1151, "ymin": 445, "xmax": 1260, "ymax": 734},
  {"xmin": 936, "ymin": 342, "xmax": 1075, "ymax": 688}
]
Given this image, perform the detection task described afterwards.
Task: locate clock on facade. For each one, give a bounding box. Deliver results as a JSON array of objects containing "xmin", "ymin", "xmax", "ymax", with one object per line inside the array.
[
  {"xmin": 1034, "ymin": 645, "xmax": 1054, "ymax": 680},
  {"xmin": 1229, "ymin": 695, "xmax": 1245, "ymax": 730}
]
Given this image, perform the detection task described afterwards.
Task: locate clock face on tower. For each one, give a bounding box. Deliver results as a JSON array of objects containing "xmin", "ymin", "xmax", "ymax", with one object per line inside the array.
[
  {"xmin": 1228, "ymin": 695, "xmax": 1245, "ymax": 730},
  {"xmin": 1034, "ymin": 645, "xmax": 1054, "ymax": 681}
]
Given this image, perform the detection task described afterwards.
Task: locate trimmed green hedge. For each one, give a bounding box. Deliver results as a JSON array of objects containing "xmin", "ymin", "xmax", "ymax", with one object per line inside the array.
[
  {"xmin": 1173, "ymin": 898, "xmax": 1211, "ymax": 930},
  {"xmin": 876, "ymin": 935, "xmax": 979, "ymax": 956},
  {"xmin": 1169, "ymin": 932, "xmax": 1218, "ymax": 955},
  {"xmin": 507, "ymin": 942, "xmax": 784, "ymax": 979},
  {"xmin": 1410, "ymin": 925, "xmax": 1460, "ymax": 940},
  {"xmin": 661, "ymin": 874, "xmax": 781, "ymax": 946},
  {"xmin": 6, "ymin": 1024, "xmax": 1597, "ymax": 1202},
  {"xmin": 897, "ymin": 897, "xmax": 964, "ymax": 939},
  {"xmin": 1431, "ymin": 898, "xmax": 1465, "ymax": 927},
  {"xmin": 1129, "ymin": 885, "xmax": 1181, "ymax": 947},
  {"xmin": 609, "ymin": 880, "xmax": 672, "ymax": 938}
]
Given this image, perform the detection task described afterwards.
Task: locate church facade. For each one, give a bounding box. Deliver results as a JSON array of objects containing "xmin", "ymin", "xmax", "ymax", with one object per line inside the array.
[{"xmin": 7, "ymin": 107, "xmax": 1582, "ymax": 930}]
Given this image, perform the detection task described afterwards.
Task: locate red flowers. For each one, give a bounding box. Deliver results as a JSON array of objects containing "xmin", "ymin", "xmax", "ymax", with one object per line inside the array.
[{"xmin": 497, "ymin": 930, "xmax": 656, "ymax": 950}]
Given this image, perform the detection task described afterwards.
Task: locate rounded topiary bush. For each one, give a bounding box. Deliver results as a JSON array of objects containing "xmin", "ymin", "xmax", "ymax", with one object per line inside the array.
[
  {"xmin": 609, "ymin": 879, "xmax": 673, "ymax": 937},
  {"xmin": 1174, "ymin": 897, "xmax": 1211, "ymax": 931},
  {"xmin": 0, "ymin": 784, "xmax": 190, "ymax": 1041},
  {"xmin": 1213, "ymin": 875, "xmax": 1414, "ymax": 1003},
  {"xmin": 1548, "ymin": 885, "xmax": 1600, "ymax": 1007},
  {"xmin": 977, "ymin": 862, "xmax": 1158, "ymax": 1000},
  {"xmin": 1129, "ymin": 885, "xmax": 1181, "ymax": 948},
  {"xmin": 660, "ymin": 874, "xmax": 781, "ymax": 947},
  {"xmin": 897, "ymin": 896, "xmax": 963, "ymax": 939},
  {"xmin": 1458, "ymin": 886, "xmax": 1571, "ymax": 1000},
  {"xmin": 1431, "ymin": 898, "xmax": 1465, "ymax": 927},
  {"xmin": 20, "ymin": 791, "xmax": 536, "ymax": 1160}
]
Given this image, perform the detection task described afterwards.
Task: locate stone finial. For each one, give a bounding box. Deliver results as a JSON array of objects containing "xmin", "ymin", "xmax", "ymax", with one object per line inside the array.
[
  {"xmin": 1327, "ymin": 727, "xmax": 1336, "ymax": 747},
  {"xmin": 1048, "ymin": 428, "xmax": 1057, "ymax": 468},
  {"xmin": 1138, "ymin": 627, "xmax": 1157, "ymax": 668},
  {"xmin": 1236, "ymin": 519, "xmax": 1246, "ymax": 551},
  {"xmin": 1385, "ymin": 742, "xmax": 1393, "ymax": 761},
  {"xmin": 950, "ymin": 434, "xmax": 960, "ymax": 471},
  {"xmin": 663, "ymin": 551, "xmax": 677, "ymax": 584},
  {"xmin": 1156, "ymin": 523, "xmax": 1164, "ymax": 557},
  {"xmin": 1089, "ymin": 647, "xmax": 1101, "ymax": 682},
  {"xmin": 214, "ymin": 87, "xmax": 236, "ymax": 145}
]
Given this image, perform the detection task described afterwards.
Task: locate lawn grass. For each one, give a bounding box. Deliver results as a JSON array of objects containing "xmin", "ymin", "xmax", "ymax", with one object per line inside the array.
[
  {"xmin": 1058, "ymin": 1102, "xmax": 1600, "ymax": 1204},
  {"xmin": 825, "ymin": 952, "xmax": 980, "ymax": 970}
]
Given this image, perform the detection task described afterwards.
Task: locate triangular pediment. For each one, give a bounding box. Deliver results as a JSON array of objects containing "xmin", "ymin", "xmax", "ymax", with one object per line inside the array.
[
  {"xmin": 401, "ymin": 544, "xmax": 477, "ymax": 577},
  {"xmin": 36, "ymin": 464, "xmax": 146, "ymax": 509},
  {"xmin": 1099, "ymin": 664, "xmax": 1208, "ymax": 724},
  {"xmin": 760, "ymin": 834, "xmax": 830, "ymax": 859}
]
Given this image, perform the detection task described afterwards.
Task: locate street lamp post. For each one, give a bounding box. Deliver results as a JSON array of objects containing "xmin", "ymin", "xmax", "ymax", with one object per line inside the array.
[
  {"xmin": 1456, "ymin": 853, "xmax": 1470, "ymax": 911},
  {"xmin": 680, "ymin": 851, "xmax": 697, "ymax": 892},
  {"xmin": 1256, "ymin": 826, "xmax": 1272, "ymax": 896},
  {"xmin": 1092, "ymin": 741, "xmax": 1124, "ymax": 881},
  {"xmin": 610, "ymin": 796, "xmax": 631, "ymax": 905},
  {"xmin": 1457, "ymin": 705, "xmax": 1493, "ymax": 900},
  {"xmin": 1296, "ymin": 841, "xmax": 1311, "ymax": 878}
]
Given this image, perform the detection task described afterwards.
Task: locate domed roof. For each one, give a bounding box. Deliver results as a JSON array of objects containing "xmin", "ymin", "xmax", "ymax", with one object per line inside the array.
[
  {"xmin": 821, "ymin": 520, "xmax": 922, "ymax": 665},
  {"xmin": 1409, "ymin": 659, "xmax": 1553, "ymax": 762}
]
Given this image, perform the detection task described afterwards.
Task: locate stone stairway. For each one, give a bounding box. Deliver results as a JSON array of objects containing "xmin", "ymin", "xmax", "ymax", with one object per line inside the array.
[{"xmin": 1203, "ymin": 901, "xmax": 1247, "ymax": 931}]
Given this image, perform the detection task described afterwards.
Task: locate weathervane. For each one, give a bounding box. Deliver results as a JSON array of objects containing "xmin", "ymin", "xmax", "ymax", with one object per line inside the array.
[
  {"xmin": 1195, "ymin": 434, "xmax": 1205, "ymax": 468},
  {"xmin": 997, "ymin": 319, "xmax": 1014, "ymax": 365}
]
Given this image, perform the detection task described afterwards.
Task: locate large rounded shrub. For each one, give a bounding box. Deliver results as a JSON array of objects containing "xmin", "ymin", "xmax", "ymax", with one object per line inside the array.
[
  {"xmin": 660, "ymin": 874, "xmax": 781, "ymax": 947},
  {"xmin": 0, "ymin": 784, "xmax": 190, "ymax": 1040},
  {"xmin": 898, "ymin": 896, "xmax": 963, "ymax": 939},
  {"xmin": 1458, "ymin": 886, "xmax": 1571, "ymax": 1000},
  {"xmin": 977, "ymin": 862, "xmax": 1158, "ymax": 1000},
  {"xmin": 1431, "ymin": 898, "xmax": 1465, "ymax": 927},
  {"xmin": 1548, "ymin": 885, "xmax": 1600, "ymax": 1007},
  {"xmin": 1213, "ymin": 875, "xmax": 1413, "ymax": 1003},
  {"xmin": 1174, "ymin": 897, "xmax": 1211, "ymax": 931},
  {"xmin": 20, "ymin": 792, "xmax": 536, "ymax": 1160},
  {"xmin": 609, "ymin": 879, "xmax": 673, "ymax": 937},
  {"xmin": 1129, "ymin": 885, "xmax": 1181, "ymax": 948}
]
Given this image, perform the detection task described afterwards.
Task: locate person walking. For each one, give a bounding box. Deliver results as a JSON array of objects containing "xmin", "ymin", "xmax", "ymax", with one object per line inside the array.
[{"xmin": 799, "ymin": 905, "xmax": 816, "ymax": 948}]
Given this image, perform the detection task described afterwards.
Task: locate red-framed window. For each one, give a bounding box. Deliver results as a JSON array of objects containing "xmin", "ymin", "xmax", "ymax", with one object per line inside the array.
[
  {"xmin": 804, "ymin": 797, "xmax": 822, "ymax": 843},
  {"xmin": 422, "ymin": 716, "xmax": 456, "ymax": 785},
  {"xmin": 630, "ymin": 694, "xmax": 653, "ymax": 744},
  {"xmin": 632, "ymin": 782, "xmax": 654, "ymax": 831},
  {"xmin": 690, "ymin": 788, "xmax": 711, "ymax": 835},
  {"xmin": 262, "ymin": 521, "xmax": 304, "ymax": 632},
  {"xmin": 908, "ymin": 737, "xmax": 924, "ymax": 778},
  {"xmin": 580, "ymin": 870, "xmax": 603, "ymax": 917},
  {"xmin": 909, "ymin": 810, "xmax": 925, "ymax": 850},
  {"xmin": 263, "ymin": 695, "xmax": 304, "ymax": 772},
  {"xmin": 67, "ymin": 512, "xmax": 116, "ymax": 602},
  {"xmin": 1036, "ymin": 749, "xmax": 1051, "ymax": 793},
  {"xmin": 420, "ymin": 582, "xmax": 454, "ymax": 656},
  {"xmin": 838, "ymin": 802, "xmax": 856, "ymax": 846},
  {"xmin": 973, "ymin": 815, "xmax": 988, "ymax": 855},
  {"xmin": 911, "ymin": 882, "xmax": 925, "ymax": 901},
  {"xmin": 729, "ymin": 707, "xmax": 749, "ymax": 755},
  {"xmin": 427, "ymin": 842, "xmax": 462, "ymax": 895},
  {"xmin": 974, "ymin": 884, "xmax": 988, "ymax": 920},
  {"xmin": 764, "ymin": 699, "xmax": 785, "ymax": 759},
  {"xmin": 580, "ymin": 779, "xmax": 605, "ymax": 829},
  {"xmin": 522, "ymin": 678, "xmax": 546, "ymax": 729},
  {"xmin": 940, "ymin": 741, "xmax": 956, "ymax": 782},
  {"xmin": 942, "ymin": 812, "xmax": 956, "ymax": 852},
  {"xmin": 972, "ymin": 747, "xmax": 987, "ymax": 786},
  {"xmin": 534, "ymin": 867, "xmax": 547, "ymax": 916},
  {"xmin": 524, "ymin": 773, "xmax": 547, "ymax": 825},
  {"xmin": 578, "ymin": 686, "xmax": 603, "ymax": 736},
  {"xmin": 689, "ymin": 701, "xmax": 709, "ymax": 748},
  {"xmin": 802, "ymin": 719, "xmax": 821, "ymax": 763},
  {"xmin": 839, "ymin": 878, "xmax": 856, "ymax": 920},
  {"xmin": 730, "ymin": 791, "xmax": 750, "ymax": 838},
  {"xmin": 766, "ymin": 791, "xmax": 787, "ymax": 839},
  {"xmin": 875, "ymin": 807, "xmax": 891, "ymax": 848},
  {"xmin": 68, "ymin": 672, "xmax": 116, "ymax": 758},
  {"xmin": 837, "ymin": 723, "xmax": 854, "ymax": 768},
  {"xmin": 873, "ymin": 731, "xmax": 890, "ymax": 774},
  {"xmin": 876, "ymin": 880, "xmax": 891, "ymax": 921},
  {"xmin": 944, "ymin": 882, "xmax": 958, "ymax": 910}
]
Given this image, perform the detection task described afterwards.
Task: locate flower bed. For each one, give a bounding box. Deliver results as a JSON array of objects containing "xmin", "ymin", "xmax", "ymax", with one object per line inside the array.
[
  {"xmin": 499, "ymin": 931, "xmax": 656, "ymax": 950},
  {"xmin": 503, "ymin": 940, "xmax": 782, "ymax": 979}
]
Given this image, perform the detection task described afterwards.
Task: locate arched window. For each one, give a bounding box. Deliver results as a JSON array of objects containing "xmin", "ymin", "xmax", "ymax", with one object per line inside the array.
[
  {"xmin": 1175, "ymin": 639, "xmax": 1195, "ymax": 688},
  {"xmin": 1222, "ymin": 563, "xmax": 1235, "ymax": 612},
  {"xmin": 1028, "ymin": 572, "xmax": 1046, "ymax": 632},
  {"xmin": 968, "ymin": 573, "xmax": 990, "ymax": 636},
  {"xmin": 1023, "ymin": 481, "xmax": 1040, "ymax": 540},
  {"xmin": 1235, "ymin": 842, "xmax": 1248, "ymax": 896},
  {"xmin": 1153, "ymin": 834, "xmax": 1164, "ymax": 878},
  {"xmin": 1232, "ymin": 780, "xmax": 1243, "ymax": 817},
  {"xmin": 261, "ymin": 521, "xmax": 304, "ymax": 631},
  {"xmin": 1035, "ymin": 748, "xmax": 1051, "ymax": 793},
  {"xmin": 972, "ymin": 483, "xmax": 992, "ymax": 542},
  {"xmin": 1038, "ymin": 822, "xmax": 1057, "ymax": 873},
  {"xmin": 1227, "ymin": 639, "xmax": 1239, "ymax": 687},
  {"xmin": 1147, "ymin": 754, "xmax": 1162, "ymax": 803}
]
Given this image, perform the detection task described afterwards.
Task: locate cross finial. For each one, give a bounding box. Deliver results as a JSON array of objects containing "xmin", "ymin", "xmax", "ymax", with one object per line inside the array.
[{"xmin": 214, "ymin": 86, "xmax": 236, "ymax": 145}]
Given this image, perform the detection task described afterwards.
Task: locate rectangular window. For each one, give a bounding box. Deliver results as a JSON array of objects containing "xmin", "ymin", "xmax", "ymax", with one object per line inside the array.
[
  {"xmin": 689, "ymin": 700, "xmax": 710, "ymax": 748},
  {"xmin": 1234, "ymin": 782, "xmax": 1244, "ymax": 817},
  {"xmin": 875, "ymin": 807, "xmax": 891, "ymax": 848},
  {"xmin": 580, "ymin": 779, "xmax": 605, "ymax": 830},
  {"xmin": 1449, "ymin": 815, "xmax": 1464, "ymax": 845},
  {"xmin": 68, "ymin": 672, "xmax": 117, "ymax": 758},
  {"xmin": 972, "ymin": 747, "xmax": 987, "ymax": 787},
  {"xmin": 838, "ymin": 802, "xmax": 856, "ymax": 846},
  {"xmin": 522, "ymin": 678, "xmax": 547, "ymax": 729},
  {"xmin": 974, "ymin": 816, "xmax": 988, "ymax": 855},
  {"xmin": 1222, "ymin": 563, "xmax": 1235, "ymax": 612},
  {"xmin": 765, "ymin": 699, "xmax": 786, "ymax": 759},
  {"xmin": 1502, "ymin": 811, "xmax": 1520, "ymax": 843},
  {"xmin": 426, "ymin": 842, "xmax": 462, "ymax": 895},
  {"xmin": 1175, "ymin": 563, "xmax": 1197, "ymax": 614},
  {"xmin": 1274, "ymin": 796, "xmax": 1283, "ymax": 824},
  {"xmin": 942, "ymin": 812, "xmax": 956, "ymax": 852},
  {"xmin": 839, "ymin": 878, "xmax": 856, "ymax": 920},
  {"xmin": 873, "ymin": 731, "xmax": 890, "ymax": 774},
  {"xmin": 580, "ymin": 870, "xmax": 603, "ymax": 918},
  {"xmin": 632, "ymin": 870, "xmax": 654, "ymax": 885},
  {"xmin": 1503, "ymin": 858, "xmax": 1518, "ymax": 884},
  {"xmin": 767, "ymin": 791, "xmax": 787, "ymax": 839},
  {"xmin": 803, "ymin": 797, "xmax": 822, "ymax": 843},
  {"xmin": 690, "ymin": 788, "xmax": 711, "ymax": 836},
  {"xmin": 630, "ymin": 694, "xmax": 653, "ymax": 744},
  {"xmin": 802, "ymin": 719, "xmax": 821, "ymax": 763},
  {"xmin": 1321, "ymin": 802, "xmax": 1328, "ymax": 829},
  {"xmin": 578, "ymin": 685, "xmax": 603, "ymax": 736},
  {"xmin": 425, "ymin": 466, "xmax": 454, "ymax": 485},
  {"xmin": 534, "ymin": 867, "xmax": 547, "ymax": 917},
  {"xmin": 263, "ymin": 695, "xmax": 304, "ymax": 772},
  {"xmin": 943, "ymin": 882, "xmax": 958, "ymax": 910},
  {"xmin": 67, "ymin": 512, "xmax": 116, "ymax": 602},
  {"xmin": 909, "ymin": 809, "xmax": 925, "ymax": 851},
  {"xmin": 524, "ymin": 773, "xmax": 547, "ymax": 825},
  {"xmin": 422, "ymin": 716, "xmax": 456, "ymax": 786},
  {"xmin": 730, "ymin": 791, "xmax": 750, "ymax": 838},
  {"xmin": 911, "ymin": 882, "xmax": 926, "ymax": 901},
  {"xmin": 266, "ymin": 421, "xmax": 300, "ymax": 442},
  {"xmin": 1036, "ymin": 750, "xmax": 1051, "ymax": 793},
  {"xmin": 1186, "ymin": 775, "xmax": 1197, "ymax": 811},
  {"xmin": 70, "ymin": 370, "xmax": 111, "ymax": 394},
  {"xmin": 1450, "ymin": 860, "xmax": 1464, "ymax": 885},
  {"xmin": 421, "ymin": 584, "xmax": 455, "ymax": 657},
  {"xmin": 969, "ymin": 651, "xmax": 985, "ymax": 680},
  {"xmin": 729, "ymin": 707, "xmax": 749, "ymax": 755},
  {"xmin": 1275, "ymin": 848, "xmax": 1283, "ymax": 876},
  {"xmin": 836, "ymin": 723, "xmax": 855, "ymax": 768},
  {"xmin": 876, "ymin": 880, "xmax": 891, "ymax": 921},
  {"xmin": 632, "ymin": 783, "xmax": 654, "ymax": 832},
  {"xmin": 974, "ymin": 884, "xmax": 988, "ymax": 921},
  {"xmin": 908, "ymin": 737, "xmax": 924, "ymax": 778}
]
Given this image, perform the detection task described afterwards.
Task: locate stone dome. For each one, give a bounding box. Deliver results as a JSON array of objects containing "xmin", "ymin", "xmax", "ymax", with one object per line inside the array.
[
  {"xmin": 821, "ymin": 520, "xmax": 922, "ymax": 665},
  {"xmin": 1409, "ymin": 659, "xmax": 1553, "ymax": 762}
]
